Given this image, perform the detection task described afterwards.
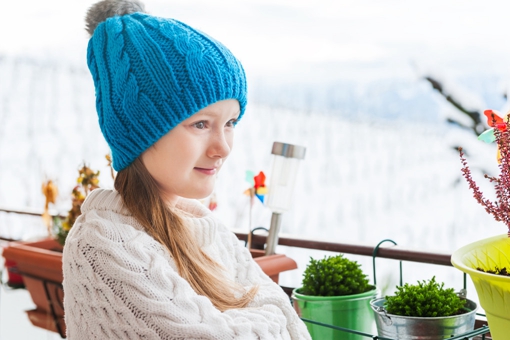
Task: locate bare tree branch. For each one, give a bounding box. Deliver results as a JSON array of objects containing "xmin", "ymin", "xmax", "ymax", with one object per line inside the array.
[{"xmin": 425, "ymin": 76, "xmax": 485, "ymax": 135}]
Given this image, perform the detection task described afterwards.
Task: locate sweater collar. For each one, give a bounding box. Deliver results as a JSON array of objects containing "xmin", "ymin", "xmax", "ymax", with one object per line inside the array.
[{"xmin": 81, "ymin": 189, "xmax": 218, "ymax": 247}]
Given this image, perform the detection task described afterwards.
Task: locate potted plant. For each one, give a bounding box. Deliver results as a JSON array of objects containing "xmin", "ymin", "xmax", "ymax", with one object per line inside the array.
[
  {"xmin": 451, "ymin": 109, "xmax": 510, "ymax": 340},
  {"xmin": 292, "ymin": 254, "xmax": 378, "ymax": 340},
  {"xmin": 371, "ymin": 277, "xmax": 477, "ymax": 339}
]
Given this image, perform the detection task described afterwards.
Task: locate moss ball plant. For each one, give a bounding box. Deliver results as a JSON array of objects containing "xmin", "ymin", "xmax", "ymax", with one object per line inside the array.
[
  {"xmin": 300, "ymin": 254, "xmax": 371, "ymax": 296},
  {"xmin": 384, "ymin": 276, "xmax": 466, "ymax": 317}
]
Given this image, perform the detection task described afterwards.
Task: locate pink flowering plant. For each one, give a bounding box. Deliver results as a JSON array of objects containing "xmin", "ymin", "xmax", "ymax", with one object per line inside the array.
[{"xmin": 459, "ymin": 109, "xmax": 510, "ymax": 237}]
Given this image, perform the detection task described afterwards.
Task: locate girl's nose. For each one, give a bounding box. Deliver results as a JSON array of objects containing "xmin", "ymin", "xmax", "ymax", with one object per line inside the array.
[{"xmin": 207, "ymin": 130, "xmax": 232, "ymax": 159}]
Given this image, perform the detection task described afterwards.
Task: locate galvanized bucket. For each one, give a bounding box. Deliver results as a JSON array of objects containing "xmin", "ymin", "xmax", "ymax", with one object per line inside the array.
[{"xmin": 370, "ymin": 298, "xmax": 477, "ymax": 339}]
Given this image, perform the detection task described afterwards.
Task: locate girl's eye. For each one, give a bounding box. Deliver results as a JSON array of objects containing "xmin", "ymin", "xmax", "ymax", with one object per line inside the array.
[
  {"xmin": 194, "ymin": 121, "xmax": 206, "ymax": 129},
  {"xmin": 226, "ymin": 119, "xmax": 238, "ymax": 127}
]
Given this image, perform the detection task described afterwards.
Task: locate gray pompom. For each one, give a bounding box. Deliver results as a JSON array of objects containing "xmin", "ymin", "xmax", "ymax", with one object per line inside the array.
[{"xmin": 85, "ymin": 0, "xmax": 146, "ymax": 36}]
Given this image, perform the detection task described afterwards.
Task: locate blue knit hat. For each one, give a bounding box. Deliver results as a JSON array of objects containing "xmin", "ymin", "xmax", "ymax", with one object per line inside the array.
[{"xmin": 85, "ymin": 0, "xmax": 247, "ymax": 171}]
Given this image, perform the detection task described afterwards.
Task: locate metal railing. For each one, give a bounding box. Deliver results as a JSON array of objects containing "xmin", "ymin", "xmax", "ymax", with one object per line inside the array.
[{"xmin": 0, "ymin": 206, "xmax": 65, "ymax": 219}]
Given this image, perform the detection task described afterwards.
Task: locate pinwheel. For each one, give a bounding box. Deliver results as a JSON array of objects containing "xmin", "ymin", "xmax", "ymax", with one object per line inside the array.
[
  {"xmin": 243, "ymin": 170, "xmax": 267, "ymax": 248},
  {"xmin": 478, "ymin": 109, "xmax": 508, "ymax": 143},
  {"xmin": 478, "ymin": 109, "xmax": 510, "ymax": 163}
]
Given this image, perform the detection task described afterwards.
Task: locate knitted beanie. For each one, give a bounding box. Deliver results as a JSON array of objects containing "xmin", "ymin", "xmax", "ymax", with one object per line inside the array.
[{"xmin": 85, "ymin": 0, "xmax": 247, "ymax": 171}]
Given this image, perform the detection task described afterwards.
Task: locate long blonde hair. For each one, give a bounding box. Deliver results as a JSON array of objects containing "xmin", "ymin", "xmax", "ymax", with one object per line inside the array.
[{"xmin": 114, "ymin": 157, "xmax": 257, "ymax": 311}]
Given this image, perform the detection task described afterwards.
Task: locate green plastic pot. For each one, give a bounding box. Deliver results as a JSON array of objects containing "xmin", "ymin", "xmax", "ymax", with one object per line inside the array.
[{"xmin": 292, "ymin": 286, "xmax": 378, "ymax": 340}]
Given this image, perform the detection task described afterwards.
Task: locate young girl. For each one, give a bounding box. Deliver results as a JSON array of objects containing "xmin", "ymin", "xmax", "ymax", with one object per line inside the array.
[{"xmin": 62, "ymin": 0, "xmax": 311, "ymax": 339}]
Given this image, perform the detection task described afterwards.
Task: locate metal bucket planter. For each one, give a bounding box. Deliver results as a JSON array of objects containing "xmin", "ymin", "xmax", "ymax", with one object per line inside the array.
[
  {"xmin": 370, "ymin": 298, "xmax": 477, "ymax": 339},
  {"xmin": 292, "ymin": 286, "xmax": 378, "ymax": 340},
  {"xmin": 451, "ymin": 234, "xmax": 510, "ymax": 340}
]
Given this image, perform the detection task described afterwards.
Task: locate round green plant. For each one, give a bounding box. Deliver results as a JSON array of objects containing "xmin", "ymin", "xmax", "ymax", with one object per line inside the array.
[
  {"xmin": 384, "ymin": 276, "xmax": 466, "ymax": 317},
  {"xmin": 300, "ymin": 254, "xmax": 371, "ymax": 296}
]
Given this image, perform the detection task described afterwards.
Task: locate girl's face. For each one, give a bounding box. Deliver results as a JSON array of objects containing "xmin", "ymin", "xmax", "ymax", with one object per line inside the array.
[{"xmin": 141, "ymin": 99, "xmax": 240, "ymax": 205}]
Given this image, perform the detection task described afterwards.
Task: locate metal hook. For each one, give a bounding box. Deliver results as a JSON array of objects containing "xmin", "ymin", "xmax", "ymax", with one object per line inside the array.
[
  {"xmin": 372, "ymin": 239, "xmax": 402, "ymax": 286},
  {"xmin": 456, "ymin": 288, "xmax": 467, "ymax": 299}
]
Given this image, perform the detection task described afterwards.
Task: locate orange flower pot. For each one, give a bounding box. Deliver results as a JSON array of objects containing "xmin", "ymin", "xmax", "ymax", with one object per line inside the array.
[
  {"xmin": 250, "ymin": 248, "xmax": 297, "ymax": 284},
  {"xmin": 2, "ymin": 238, "xmax": 65, "ymax": 336}
]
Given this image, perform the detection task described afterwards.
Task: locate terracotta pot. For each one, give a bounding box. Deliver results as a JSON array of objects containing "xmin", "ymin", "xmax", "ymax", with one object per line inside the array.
[
  {"xmin": 2, "ymin": 238, "xmax": 297, "ymax": 337},
  {"xmin": 2, "ymin": 238, "xmax": 65, "ymax": 337},
  {"xmin": 250, "ymin": 249, "xmax": 297, "ymax": 283}
]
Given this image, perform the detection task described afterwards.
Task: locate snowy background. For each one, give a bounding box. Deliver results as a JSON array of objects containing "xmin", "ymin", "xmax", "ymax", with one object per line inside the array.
[{"xmin": 2, "ymin": 0, "xmax": 510, "ymax": 337}]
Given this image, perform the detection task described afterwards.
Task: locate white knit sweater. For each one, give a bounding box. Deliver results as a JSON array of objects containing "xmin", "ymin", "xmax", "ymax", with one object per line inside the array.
[{"xmin": 62, "ymin": 189, "xmax": 311, "ymax": 340}]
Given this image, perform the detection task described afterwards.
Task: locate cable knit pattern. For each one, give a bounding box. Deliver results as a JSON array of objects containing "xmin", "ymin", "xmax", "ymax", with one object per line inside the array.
[{"xmin": 63, "ymin": 189, "xmax": 311, "ymax": 339}]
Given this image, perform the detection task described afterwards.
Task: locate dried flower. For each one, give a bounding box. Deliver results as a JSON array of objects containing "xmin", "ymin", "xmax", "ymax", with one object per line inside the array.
[
  {"xmin": 105, "ymin": 153, "xmax": 115, "ymax": 180},
  {"xmin": 41, "ymin": 179, "xmax": 58, "ymax": 235},
  {"xmin": 54, "ymin": 163, "xmax": 100, "ymax": 245}
]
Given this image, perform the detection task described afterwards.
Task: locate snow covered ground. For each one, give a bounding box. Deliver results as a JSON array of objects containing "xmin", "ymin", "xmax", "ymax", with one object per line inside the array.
[{"xmin": 2, "ymin": 0, "xmax": 510, "ymax": 337}]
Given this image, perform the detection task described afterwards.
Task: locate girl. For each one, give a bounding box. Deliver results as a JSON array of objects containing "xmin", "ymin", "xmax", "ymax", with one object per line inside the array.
[{"xmin": 62, "ymin": 0, "xmax": 311, "ymax": 339}]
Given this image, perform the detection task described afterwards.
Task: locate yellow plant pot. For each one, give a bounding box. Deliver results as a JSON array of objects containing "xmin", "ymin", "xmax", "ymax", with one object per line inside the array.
[{"xmin": 451, "ymin": 234, "xmax": 510, "ymax": 340}]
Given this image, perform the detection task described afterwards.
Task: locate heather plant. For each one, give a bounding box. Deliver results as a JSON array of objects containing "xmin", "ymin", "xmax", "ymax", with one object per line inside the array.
[
  {"xmin": 300, "ymin": 254, "xmax": 371, "ymax": 296},
  {"xmin": 459, "ymin": 109, "xmax": 510, "ymax": 236},
  {"xmin": 384, "ymin": 277, "xmax": 466, "ymax": 317}
]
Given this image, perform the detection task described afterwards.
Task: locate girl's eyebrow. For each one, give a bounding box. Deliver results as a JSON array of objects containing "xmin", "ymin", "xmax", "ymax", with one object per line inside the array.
[
  {"xmin": 194, "ymin": 111, "xmax": 241, "ymax": 118},
  {"xmin": 194, "ymin": 112, "xmax": 215, "ymax": 117}
]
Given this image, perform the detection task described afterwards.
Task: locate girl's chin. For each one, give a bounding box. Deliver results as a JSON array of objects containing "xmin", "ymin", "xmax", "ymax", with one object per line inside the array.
[
  {"xmin": 168, "ymin": 180, "xmax": 215, "ymax": 201},
  {"xmin": 186, "ymin": 188, "xmax": 215, "ymax": 201}
]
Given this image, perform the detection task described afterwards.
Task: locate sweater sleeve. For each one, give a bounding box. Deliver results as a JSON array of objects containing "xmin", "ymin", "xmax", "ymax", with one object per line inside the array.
[
  {"xmin": 217, "ymin": 227, "xmax": 311, "ymax": 340},
  {"xmin": 63, "ymin": 210, "xmax": 307, "ymax": 340}
]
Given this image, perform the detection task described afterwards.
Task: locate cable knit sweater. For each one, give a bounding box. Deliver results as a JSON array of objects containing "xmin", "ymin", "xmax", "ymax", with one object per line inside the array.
[{"xmin": 63, "ymin": 189, "xmax": 311, "ymax": 340}]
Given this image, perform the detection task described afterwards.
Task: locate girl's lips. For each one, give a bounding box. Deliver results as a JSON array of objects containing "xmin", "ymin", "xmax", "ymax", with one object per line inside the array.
[{"xmin": 194, "ymin": 167, "xmax": 217, "ymax": 175}]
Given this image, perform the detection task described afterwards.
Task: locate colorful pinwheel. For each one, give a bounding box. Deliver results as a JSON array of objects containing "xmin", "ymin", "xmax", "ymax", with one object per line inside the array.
[
  {"xmin": 478, "ymin": 109, "xmax": 510, "ymax": 163},
  {"xmin": 243, "ymin": 170, "xmax": 268, "ymax": 248}
]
